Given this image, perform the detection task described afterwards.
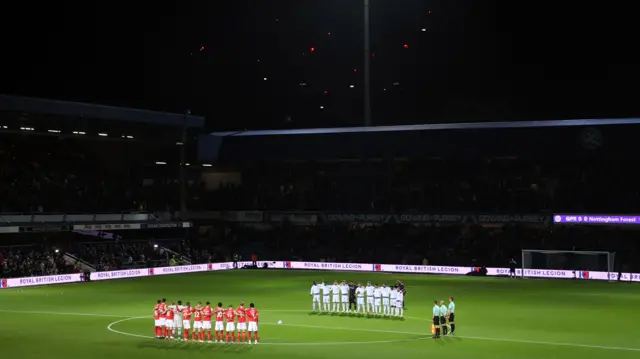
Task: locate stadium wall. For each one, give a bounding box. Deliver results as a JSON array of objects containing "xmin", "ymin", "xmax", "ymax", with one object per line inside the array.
[{"xmin": 1, "ymin": 261, "xmax": 639, "ymax": 289}]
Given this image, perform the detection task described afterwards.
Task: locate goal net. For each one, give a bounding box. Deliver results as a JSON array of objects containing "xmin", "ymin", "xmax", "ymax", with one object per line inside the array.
[{"xmin": 521, "ymin": 250, "xmax": 616, "ymax": 280}]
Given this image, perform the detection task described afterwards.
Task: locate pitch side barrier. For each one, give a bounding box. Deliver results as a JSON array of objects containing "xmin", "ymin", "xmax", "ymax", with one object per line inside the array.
[{"xmin": 1, "ymin": 261, "xmax": 639, "ymax": 289}]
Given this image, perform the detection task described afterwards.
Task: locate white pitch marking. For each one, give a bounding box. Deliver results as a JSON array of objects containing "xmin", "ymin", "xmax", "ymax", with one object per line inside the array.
[
  {"xmin": 106, "ymin": 316, "xmax": 427, "ymax": 346},
  {"xmin": 1, "ymin": 309, "xmax": 639, "ymax": 352}
]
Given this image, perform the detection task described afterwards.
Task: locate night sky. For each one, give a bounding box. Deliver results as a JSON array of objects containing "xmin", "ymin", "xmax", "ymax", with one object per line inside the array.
[{"xmin": 2, "ymin": 1, "xmax": 639, "ymax": 131}]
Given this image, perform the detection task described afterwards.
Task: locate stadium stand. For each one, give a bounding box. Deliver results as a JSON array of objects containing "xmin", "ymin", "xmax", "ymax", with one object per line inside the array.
[
  {"xmin": 0, "ymin": 95, "xmax": 204, "ymax": 213},
  {"xmin": 2, "ymin": 96, "xmax": 640, "ymax": 279}
]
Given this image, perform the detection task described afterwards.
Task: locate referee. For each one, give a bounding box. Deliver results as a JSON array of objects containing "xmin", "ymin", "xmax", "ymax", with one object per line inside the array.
[
  {"xmin": 439, "ymin": 300, "xmax": 448, "ymax": 336},
  {"xmin": 448, "ymin": 297, "xmax": 456, "ymax": 334},
  {"xmin": 432, "ymin": 301, "xmax": 441, "ymax": 338},
  {"xmin": 348, "ymin": 281, "xmax": 357, "ymax": 311}
]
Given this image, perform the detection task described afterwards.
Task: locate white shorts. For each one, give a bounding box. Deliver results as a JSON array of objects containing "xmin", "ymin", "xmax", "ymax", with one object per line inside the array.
[
  {"xmin": 357, "ymin": 298, "xmax": 364, "ymax": 305},
  {"xmin": 158, "ymin": 318, "xmax": 166, "ymax": 326},
  {"xmin": 225, "ymin": 322, "xmax": 236, "ymax": 332},
  {"xmin": 155, "ymin": 319, "xmax": 162, "ymax": 326},
  {"xmin": 383, "ymin": 298, "xmax": 390, "ymax": 306},
  {"xmin": 237, "ymin": 322, "xmax": 247, "ymax": 331},
  {"xmin": 202, "ymin": 321, "xmax": 211, "ymax": 330},
  {"xmin": 323, "ymin": 295, "xmax": 330, "ymax": 303},
  {"xmin": 248, "ymin": 322, "xmax": 258, "ymax": 332},
  {"xmin": 194, "ymin": 321, "xmax": 203, "ymax": 329},
  {"xmin": 367, "ymin": 296, "xmax": 374, "ymax": 304},
  {"xmin": 341, "ymin": 295, "xmax": 348, "ymax": 303},
  {"xmin": 183, "ymin": 320, "xmax": 191, "ymax": 329},
  {"xmin": 332, "ymin": 296, "xmax": 339, "ymax": 303},
  {"xmin": 312, "ymin": 295, "xmax": 320, "ymax": 302},
  {"xmin": 165, "ymin": 320, "xmax": 174, "ymax": 328},
  {"xmin": 174, "ymin": 319, "xmax": 182, "ymax": 328},
  {"xmin": 396, "ymin": 300, "xmax": 403, "ymax": 308},
  {"xmin": 215, "ymin": 321, "xmax": 224, "ymax": 331},
  {"xmin": 375, "ymin": 298, "xmax": 381, "ymax": 306}
]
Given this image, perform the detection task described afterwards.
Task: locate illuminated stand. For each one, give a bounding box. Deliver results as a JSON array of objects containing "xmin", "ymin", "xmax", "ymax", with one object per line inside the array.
[{"xmin": 521, "ymin": 249, "xmax": 616, "ymax": 281}]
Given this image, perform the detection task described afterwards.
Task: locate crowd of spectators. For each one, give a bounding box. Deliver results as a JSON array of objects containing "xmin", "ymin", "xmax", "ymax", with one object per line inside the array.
[
  {"xmin": 0, "ymin": 245, "xmax": 77, "ymax": 278},
  {"xmin": 201, "ymin": 223, "xmax": 639, "ymax": 272},
  {"xmin": 71, "ymin": 238, "xmax": 188, "ymax": 270},
  {"xmin": 0, "ymin": 134, "xmax": 184, "ymax": 213},
  {"xmin": 204, "ymin": 159, "xmax": 640, "ymax": 214}
]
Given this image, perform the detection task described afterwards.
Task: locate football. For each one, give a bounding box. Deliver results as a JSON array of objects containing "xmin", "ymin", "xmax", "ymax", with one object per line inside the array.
[{"xmin": 277, "ymin": 320, "xmax": 283, "ymax": 325}]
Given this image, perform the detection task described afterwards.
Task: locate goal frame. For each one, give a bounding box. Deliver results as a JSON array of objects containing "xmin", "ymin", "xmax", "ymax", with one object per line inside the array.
[{"xmin": 521, "ymin": 249, "xmax": 616, "ymax": 281}]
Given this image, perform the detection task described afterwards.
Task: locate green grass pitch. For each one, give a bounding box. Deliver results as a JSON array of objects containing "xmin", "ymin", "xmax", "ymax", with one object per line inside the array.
[{"xmin": 1, "ymin": 270, "xmax": 639, "ymax": 359}]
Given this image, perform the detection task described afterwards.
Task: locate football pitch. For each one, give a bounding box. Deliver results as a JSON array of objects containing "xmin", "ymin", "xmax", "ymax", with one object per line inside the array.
[{"xmin": 1, "ymin": 270, "xmax": 639, "ymax": 359}]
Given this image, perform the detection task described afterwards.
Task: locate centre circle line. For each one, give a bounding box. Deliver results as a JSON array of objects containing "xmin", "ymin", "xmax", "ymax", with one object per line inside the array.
[{"xmin": 106, "ymin": 316, "xmax": 428, "ymax": 346}]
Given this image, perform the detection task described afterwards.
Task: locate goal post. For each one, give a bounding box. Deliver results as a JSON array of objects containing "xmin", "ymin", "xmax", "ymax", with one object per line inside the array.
[{"xmin": 521, "ymin": 249, "xmax": 616, "ymax": 280}]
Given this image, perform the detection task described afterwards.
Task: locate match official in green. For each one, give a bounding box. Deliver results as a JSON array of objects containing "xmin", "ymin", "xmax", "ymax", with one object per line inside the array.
[
  {"xmin": 447, "ymin": 297, "xmax": 456, "ymax": 334},
  {"xmin": 432, "ymin": 301, "xmax": 441, "ymax": 338},
  {"xmin": 439, "ymin": 300, "xmax": 448, "ymax": 336}
]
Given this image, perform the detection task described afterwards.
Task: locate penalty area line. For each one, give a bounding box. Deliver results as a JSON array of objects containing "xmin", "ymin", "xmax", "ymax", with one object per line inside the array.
[{"xmin": 1, "ymin": 308, "xmax": 639, "ymax": 352}]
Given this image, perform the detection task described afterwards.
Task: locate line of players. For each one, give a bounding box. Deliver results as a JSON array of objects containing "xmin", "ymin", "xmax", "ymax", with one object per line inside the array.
[
  {"xmin": 310, "ymin": 281, "xmax": 405, "ymax": 317},
  {"xmin": 153, "ymin": 298, "xmax": 260, "ymax": 344}
]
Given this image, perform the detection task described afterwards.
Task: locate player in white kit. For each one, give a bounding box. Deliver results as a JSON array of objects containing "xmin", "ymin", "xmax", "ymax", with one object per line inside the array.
[
  {"xmin": 169, "ymin": 300, "xmax": 185, "ymax": 340},
  {"xmin": 395, "ymin": 288, "xmax": 404, "ymax": 317},
  {"xmin": 373, "ymin": 284, "xmax": 382, "ymax": 315},
  {"xmin": 331, "ymin": 281, "xmax": 340, "ymax": 312},
  {"xmin": 355, "ymin": 284, "xmax": 366, "ymax": 313},
  {"xmin": 321, "ymin": 281, "xmax": 331, "ymax": 312},
  {"xmin": 340, "ymin": 281, "xmax": 349, "ymax": 313},
  {"xmin": 310, "ymin": 281, "xmax": 321, "ymax": 312},
  {"xmin": 389, "ymin": 286, "xmax": 397, "ymax": 316},
  {"xmin": 365, "ymin": 281, "xmax": 375, "ymax": 313},
  {"xmin": 381, "ymin": 285, "xmax": 390, "ymax": 316}
]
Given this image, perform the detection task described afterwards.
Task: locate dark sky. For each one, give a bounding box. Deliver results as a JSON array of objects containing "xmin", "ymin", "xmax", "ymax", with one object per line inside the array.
[{"xmin": 2, "ymin": 1, "xmax": 639, "ymax": 131}]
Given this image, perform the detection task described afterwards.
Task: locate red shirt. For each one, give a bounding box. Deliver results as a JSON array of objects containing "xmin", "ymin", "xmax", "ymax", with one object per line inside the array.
[
  {"xmin": 236, "ymin": 307, "xmax": 247, "ymax": 323},
  {"xmin": 166, "ymin": 308, "xmax": 175, "ymax": 320},
  {"xmin": 193, "ymin": 308, "xmax": 202, "ymax": 321},
  {"xmin": 154, "ymin": 309, "xmax": 160, "ymax": 320},
  {"xmin": 224, "ymin": 308, "xmax": 236, "ymax": 322},
  {"xmin": 159, "ymin": 303, "xmax": 167, "ymax": 318},
  {"xmin": 246, "ymin": 308, "xmax": 258, "ymax": 322},
  {"xmin": 202, "ymin": 306, "xmax": 212, "ymax": 321},
  {"xmin": 182, "ymin": 307, "xmax": 192, "ymax": 320},
  {"xmin": 215, "ymin": 307, "xmax": 224, "ymax": 322}
]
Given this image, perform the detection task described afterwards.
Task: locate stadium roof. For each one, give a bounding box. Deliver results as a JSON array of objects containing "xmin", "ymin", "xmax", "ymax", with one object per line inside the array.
[
  {"xmin": 211, "ymin": 118, "xmax": 640, "ymax": 137},
  {"xmin": 0, "ymin": 94, "xmax": 204, "ymax": 128}
]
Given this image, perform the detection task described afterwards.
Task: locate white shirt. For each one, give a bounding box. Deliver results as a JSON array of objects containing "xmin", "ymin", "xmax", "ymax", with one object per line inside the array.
[
  {"xmin": 322, "ymin": 284, "xmax": 331, "ymax": 296},
  {"xmin": 365, "ymin": 285, "xmax": 374, "ymax": 296},
  {"xmin": 332, "ymin": 285, "xmax": 340, "ymax": 295},
  {"xmin": 310, "ymin": 284, "xmax": 320, "ymax": 295},
  {"xmin": 396, "ymin": 291, "xmax": 404, "ymax": 302},
  {"xmin": 356, "ymin": 287, "xmax": 365, "ymax": 298},
  {"xmin": 381, "ymin": 287, "xmax": 390, "ymax": 298},
  {"xmin": 374, "ymin": 287, "xmax": 381, "ymax": 298},
  {"xmin": 340, "ymin": 284, "xmax": 349, "ymax": 295},
  {"xmin": 390, "ymin": 289, "xmax": 397, "ymax": 300},
  {"xmin": 169, "ymin": 305, "xmax": 184, "ymax": 320}
]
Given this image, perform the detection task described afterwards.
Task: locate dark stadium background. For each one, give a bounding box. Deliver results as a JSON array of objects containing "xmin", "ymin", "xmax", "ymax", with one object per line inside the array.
[{"xmin": 3, "ymin": 1, "xmax": 640, "ymax": 130}]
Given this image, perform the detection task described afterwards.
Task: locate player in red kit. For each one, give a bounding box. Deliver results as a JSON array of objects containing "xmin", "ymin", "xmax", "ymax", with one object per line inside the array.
[
  {"xmin": 236, "ymin": 302, "xmax": 248, "ymax": 343},
  {"xmin": 214, "ymin": 302, "xmax": 225, "ymax": 343},
  {"xmin": 159, "ymin": 298, "xmax": 168, "ymax": 338},
  {"xmin": 201, "ymin": 302, "xmax": 213, "ymax": 343},
  {"xmin": 154, "ymin": 300, "xmax": 162, "ymax": 338},
  {"xmin": 192, "ymin": 303, "xmax": 203, "ymax": 342},
  {"xmin": 246, "ymin": 303, "xmax": 259, "ymax": 344},
  {"xmin": 181, "ymin": 302, "xmax": 192, "ymax": 342},
  {"xmin": 165, "ymin": 302, "xmax": 175, "ymax": 340},
  {"xmin": 224, "ymin": 305, "xmax": 237, "ymax": 343}
]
